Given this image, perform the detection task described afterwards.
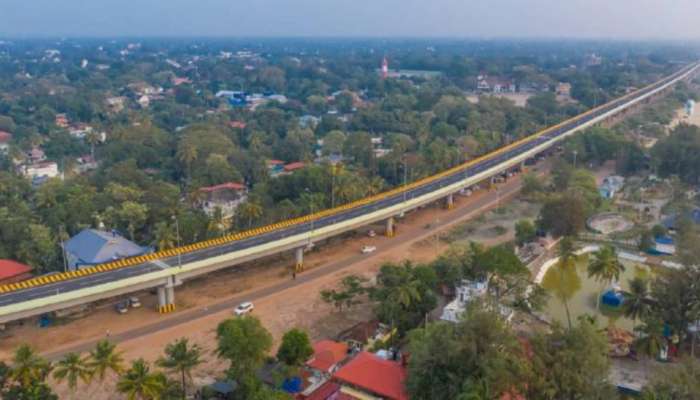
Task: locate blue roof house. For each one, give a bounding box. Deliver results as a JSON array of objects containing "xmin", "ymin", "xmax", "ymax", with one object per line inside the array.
[{"xmin": 64, "ymin": 229, "xmax": 150, "ymax": 271}]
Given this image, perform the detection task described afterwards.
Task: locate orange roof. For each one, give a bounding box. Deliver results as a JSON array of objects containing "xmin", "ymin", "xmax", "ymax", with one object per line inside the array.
[
  {"xmin": 199, "ymin": 182, "xmax": 246, "ymax": 192},
  {"xmin": 0, "ymin": 260, "xmax": 32, "ymax": 281},
  {"xmin": 0, "ymin": 131, "xmax": 11, "ymax": 143},
  {"xmin": 267, "ymin": 159, "xmax": 285, "ymax": 165},
  {"xmin": 307, "ymin": 340, "xmax": 349, "ymax": 372},
  {"xmin": 284, "ymin": 162, "xmax": 305, "ymax": 171},
  {"xmin": 333, "ymin": 352, "xmax": 408, "ymax": 400}
]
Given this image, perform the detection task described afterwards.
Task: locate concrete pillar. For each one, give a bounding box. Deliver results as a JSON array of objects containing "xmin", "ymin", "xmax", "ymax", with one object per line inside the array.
[
  {"xmin": 520, "ymin": 160, "xmax": 526, "ymax": 172},
  {"xmin": 157, "ymin": 286, "xmax": 168, "ymax": 313},
  {"xmin": 446, "ymin": 193, "xmax": 454, "ymax": 210},
  {"xmin": 385, "ymin": 217, "xmax": 395, "ymax": 238},
  {"xmin": 166, "ymin": 286, "xmax": 175, "ymax": 307},
  {"xmin": 295, "ymin": 247, "xmax": 304, "ymax": 272}
]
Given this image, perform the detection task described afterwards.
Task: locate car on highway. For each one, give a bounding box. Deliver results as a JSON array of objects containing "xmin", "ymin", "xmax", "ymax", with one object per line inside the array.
[
  {"xmin": 234, "ymin": 302, "xmax": 254, "ymax": 316},
  {"xmin": 361, "ymin": 245, "xmax": 377, "ymax": 254}
]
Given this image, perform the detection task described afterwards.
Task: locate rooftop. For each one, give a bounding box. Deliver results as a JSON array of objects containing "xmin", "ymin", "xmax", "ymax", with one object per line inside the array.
[
  {"xmin": 284, "ymin": 162, "xmax": 305, "ymax": 172},
  {"xmin": 64, "ymin": 229, "xmax": 147, "ymax": 266},
  {"xmin": 307, "ymin": 340, "xmax": 349, "ymax": 372},
  {"xmin": 199, "ymin": 182, "xmax": 246, "ymax": 193},
  {"xmin": 333, "ymin": 351, "xmax": 408, "ymax": 400},
  {"xmin": 0, "ymin": 130, "xmax": 11, "ymax": 143},
  {"xmin": 0, "ymin": 259, "xmax": 32, "ymax": 281}
]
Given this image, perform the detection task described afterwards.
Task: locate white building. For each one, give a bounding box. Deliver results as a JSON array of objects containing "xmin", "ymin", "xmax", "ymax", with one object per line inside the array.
[
  {"xmin": 440, "ymin": 279, "xmax": 514, "ymax": 323},
  {"xmin": 22, "ymin": 161, "xmax": 59, "ymax": 180}
]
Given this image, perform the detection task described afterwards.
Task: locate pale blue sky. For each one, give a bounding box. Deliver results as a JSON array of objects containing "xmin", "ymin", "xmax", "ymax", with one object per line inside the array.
[{"xmin": 1, "ymin": 0, "xmax": 699, "ymax": 39}]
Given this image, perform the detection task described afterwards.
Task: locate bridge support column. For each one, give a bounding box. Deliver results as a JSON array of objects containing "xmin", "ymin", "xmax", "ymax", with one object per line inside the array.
[
  {"xmin": 295, "ymin": 247, "xmax": 304, "ymax": 273},
  {"xmin": 520, "ymin": 160, "xmax": 526, "ymax": 172},
  {"xmin": 385, "ymin": 217, "xmax": 395, "ymax": 237},
  {"xmin": 445, "ymin": 193, "xmax": 454, "ymax": 210},
  {"xmin": 158, "ymin": 278, "xmax": 176, "ymax": 314},
  {"xmin": 157, "ymin": 286, "xmax": 167, "ymax": 310}
]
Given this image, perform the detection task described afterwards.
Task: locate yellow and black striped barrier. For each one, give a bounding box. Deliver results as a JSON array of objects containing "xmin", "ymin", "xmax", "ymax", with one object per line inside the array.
[
  {"xmin": 158, "ymin": 303, "xmax": 176, "ymax": 314},
  {"xmin": 0, "ymin": 64, "xmax": 694, "ymax": 297}
]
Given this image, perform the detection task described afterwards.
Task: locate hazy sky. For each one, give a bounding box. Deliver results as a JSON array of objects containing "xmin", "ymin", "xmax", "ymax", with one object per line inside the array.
[{"xmin": 1, "ymin": 0, "xmax": 699, "ymax": 39}]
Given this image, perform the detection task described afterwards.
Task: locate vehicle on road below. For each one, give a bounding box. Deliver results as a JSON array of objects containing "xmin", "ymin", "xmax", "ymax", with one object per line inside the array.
[
  {"xmin": 115, "ymin": 301, "xmax": 129, "ymax": 314},
  {"xmin": 234, "ymin": 302, "xmax": 254, "ymax": 316},
  {"xmin": 367, "ymin": 229, "xmax": 376, "ymax": 237},
  {"xmin": 129, "ymin": 297, "xmax": 141, "ymax": 308},
  {"xmin": 361, "ymin": 245, "xmax": 377, "ymax": 254}
]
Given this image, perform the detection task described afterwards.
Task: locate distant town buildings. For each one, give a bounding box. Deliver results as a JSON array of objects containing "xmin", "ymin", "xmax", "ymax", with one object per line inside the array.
[
  {"xmin": 477, "ymin": 75, "xmax": 517, "ymax": 93},
  {"xmin": 0, "ymin": 130, "xmax": 12, "ymax": 153}
]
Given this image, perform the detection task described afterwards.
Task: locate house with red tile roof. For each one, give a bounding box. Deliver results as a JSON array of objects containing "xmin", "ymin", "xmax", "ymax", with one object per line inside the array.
[
  {"xmin": 0, "ymin": 259, "xmax": 33, "ymax": 284},
  {"xmin": 284, "ymin": 162, "xmax": 305, "ymax": 172},
  {"xmin": 307, "ymin": 340, "xmax": 349, "ymax": 375},
  {"xmin": 228, "ymin": 120, "xmax": 247, "ymax": 129},
  {"xmin": 332, "ymin": 352, "xmax": 408, "ymax": 400},
  {"xmin": 198, "ymin": 182, "xmax": 248, "ymax": 220}
]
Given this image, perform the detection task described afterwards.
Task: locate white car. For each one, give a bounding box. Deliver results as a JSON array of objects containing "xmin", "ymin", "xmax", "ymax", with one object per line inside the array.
[
  {"xmin": 361, "ymin": 245, "xmax": 377, "ymax": 254},
  {"xmin": 234, "ymin": 302, "xmax": 254, "ymax": 316},
  {"xmin": 367, "ymin": 230, "xmax": 377, "ymax": 237},
  {"xmin": 129, "ymin": 297, "xmax": 141, "ymax": 308}
]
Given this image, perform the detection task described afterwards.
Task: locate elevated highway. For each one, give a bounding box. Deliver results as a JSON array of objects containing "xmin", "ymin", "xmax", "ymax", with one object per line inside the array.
[{"xmin": 0, "ymin": 63, "xmax": 697, "ymax": 323}]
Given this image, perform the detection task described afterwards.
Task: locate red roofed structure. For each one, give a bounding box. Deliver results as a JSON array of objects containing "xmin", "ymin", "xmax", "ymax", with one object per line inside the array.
[
  {"xmin": 284, "ymin": 162, "xmax": 305, "ymax": 172},
  {"xmin": 0, "ymin": 131, "xmax": 11, "ymax": 143},
  {"xmin": 307, "ymin": 340, "xmax": 349, "ymax": 374},
  {"xmin": 199, "ymin": 182, "xmax": 246, "ymax": 193},
  {"xmin": 229, "ymin": 120, "xmax": 247, "ymax": 129},
  {"xmin": 332, "ymin": 352, "xmax": 408, "ymax": 400},
  {"xmin": 0, "ymin": 259, "xmax": 33, "ymax": 284}
]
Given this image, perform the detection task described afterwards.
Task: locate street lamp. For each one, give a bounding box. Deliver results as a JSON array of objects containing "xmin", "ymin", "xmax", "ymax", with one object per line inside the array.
[
  {"xmin": 172, "ymin": 215, "xmax": 182, "ymax": 268},
  {"xmin": 573, "ymin": 150, "xmax": 578, "ymax": 169},
  {"xmin": 402, "ymin": 155, "xmax": 408, "ymax": 204},
  {"xmin": 305, "ymin": 188, "xmax": 314, "ymax": 248}
]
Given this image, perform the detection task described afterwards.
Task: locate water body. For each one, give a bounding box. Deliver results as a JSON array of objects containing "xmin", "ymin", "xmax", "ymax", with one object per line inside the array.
[{"xmin": 541, "ymin": 255, "xmax": 653, "ymax": 331}]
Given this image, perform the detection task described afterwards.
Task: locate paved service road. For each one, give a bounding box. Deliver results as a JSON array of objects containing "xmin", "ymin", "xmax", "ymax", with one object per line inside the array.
[{"xmin": 0, "ymin": 63, "xmax": 695, "ymax": 308}]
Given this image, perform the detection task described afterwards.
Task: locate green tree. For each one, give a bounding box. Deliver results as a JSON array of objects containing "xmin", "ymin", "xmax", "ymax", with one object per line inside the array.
[
  {"xmin": 527, "ymin": 319, "xmax": 615, "ymax": 399},
  {"xmin": 641, "ymin": 357, "xmax": 700, "ymax": 400},
  {"xmin": 320, "ymin": 274, "xmax": 368, "ymax": 312},
  {"xmin": 515, "ymin": 219, "xmax": 536, "ymax": 246},
  {"xmin": 537, "ymin": 193, "xmax": 587, "ymax": 237},
  {"xmin": 157, "ymin": 338, "xmax": 202, "ymax": 400},
  {"xmin": 52, "ymin": 352, "xmax": 91, "ymax": 395},
  {"xmin": 634, "ymin": 317, "xmax": 666, "ymax": 361},
  {"xmin": 276, "ymin": 329, "xmax": 314, "ymax": 368},
  {"xmin": 9, "ymin": 345, "xmax": 51, "ymax": 389},
  {"xmin": 116, "ymin": 359, "xmax": 166, "ymax": 400},
  {"xmin": 623, "ymin": 277, "xmax": 653, "ymax": 330},
  {"xmin": 556, "ymin": 237, "xmax": 579, "ymax": 329},
  {"xmin": 406, "ymin": 307, "xmax": 528, "ymax": 400},
  {"xmin": 239, "ymin": 198, "xmax": 263, "ymax": 228},
  {"xmin": 216, "ymin": 316, "xmax": 273, "ymax": 380},
  {"xmin": 153, "ymin": 221, "xmax": 177, "ymax": 251},
  {"xmin": 87, "ymin": 340, "xmax": 124, "ymax": 382},
  {"xmin": 587, "ymin": 245, "xmax": 625, "ymax": 311}
]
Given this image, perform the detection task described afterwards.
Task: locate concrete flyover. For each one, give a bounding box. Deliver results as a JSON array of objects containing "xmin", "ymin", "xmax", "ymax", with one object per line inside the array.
[{"xmin": 0, "ymin": 62, "xmax": 697, "ymax": 324}]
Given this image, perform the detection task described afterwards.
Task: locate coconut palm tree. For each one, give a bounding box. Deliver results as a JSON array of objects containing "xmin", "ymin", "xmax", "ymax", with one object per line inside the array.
[
  {"xmin": 53, "ymin": 352, "xmax": 91, "ymax": 395},
  {"xmin": 176, "ymin": 141, "xmax": 198, "ymax": 179},
  {"xmin": 622, "ymin": 277, "xmax": 653, "ymax": 331},
  {"xmin": 634, "ymin": 318, "xmax": 666, "ymax": 362},
  {"xmin": 116, "ymin": 358, "xmax": 166, "ymax": 400},
  {"xmin": 239, "ymin": 199, "xmax": 263, "ymax": 228},
  {"xmin": 153, "ymin": 221, "xmax": 177, "ymax": 251},
  {"xmin": 366, "ymin": 176, "xmax": 386, "ymax": 196},
  {"xmin": 87, "ymin": 340, "xmax": 124, "ymax": 382},
  {"xmin": 10, "ymin": 345, "xmax": 51, "ymax": 388},
  {"xmin": 587, "ymin": 245, "xmax": 626, "ymax": 311},
  {"xmin": 156, "ymin": 338, "xmax": 203, "ymax": 399}
]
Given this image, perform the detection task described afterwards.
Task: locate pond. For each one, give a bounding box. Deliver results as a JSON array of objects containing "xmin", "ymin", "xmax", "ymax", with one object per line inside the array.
[{"xmin": 541, "ymin": 255, "xmax": 654, "ymax": 331}]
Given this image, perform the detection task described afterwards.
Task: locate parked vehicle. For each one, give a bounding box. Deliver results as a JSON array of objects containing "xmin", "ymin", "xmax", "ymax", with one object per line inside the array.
[
  {"xmin": 129, "ymin": 297, "xmax": 141, "ymax": 308},
  {"xmin": 234, "ymin": 302, "xmax": 254, "ymax": 316},
  {"xmin": 115, "ymin": 301, "xmax": 129, "ymax": 314},
  {"xmin": 361, "ymin": 245, "xmax": 377, "ymax": 254},
  {"xmin": 367, "ymin": 229, "xmax": 376, "ymax": 237}
]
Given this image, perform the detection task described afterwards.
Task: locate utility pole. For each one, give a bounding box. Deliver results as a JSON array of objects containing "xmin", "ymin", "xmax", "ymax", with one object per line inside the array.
[{"xmin": 172, "ymin": 215, "xmax": 182, "ymax": 268}]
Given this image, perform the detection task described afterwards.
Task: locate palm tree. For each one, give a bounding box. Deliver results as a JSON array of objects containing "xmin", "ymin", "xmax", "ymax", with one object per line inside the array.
[
  {"xmin": 85, "ymin": 130, "xmax": 100, "ymax": 160},
  {"xmin": 239, "ymin": 199, "xmax": 263, "ymax": 228},
  {"xmin": 87, "ymin": 340, "xmax": 124, "ymax": 382},
  {"xmin": 10, "ymin": 345, "xmax": 51, "ymax": 388},
  {"xmin": 587, "ymin": 245, "xmax": 626, "ymax": 311},
  {"xmin": 176, "ymin": 141, "xmax": 198, "ymax": 179},
  {"xmin": 622, "ymin": 277, "xmax": 653, "ymax": 331},
  {"xmin": 556, "ymin": 236, "xmax": 579, "ymax": 330},
  {"xmin": 634, "ymin": 318, "xmax": 666, "ymax": 362},
  {"xmin": 366, "ymin": 176, "xmax": 385, "ymax": 196},
  {"xmin": 116, "ymin": 358, "xmax": 166, "ymax": 400},
  {"xmin": 153, "ymin": 221, "xmax": 176, "ymax": 250},
  {"xmin": 53, "ymin": 352, "xmax": 91, "ymax": 395},
  {"xmin": 156, "ymin": 338, "xmax": 203, "ymax": 399}
]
